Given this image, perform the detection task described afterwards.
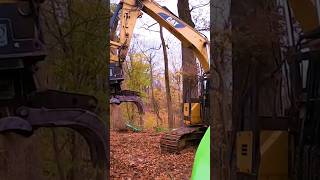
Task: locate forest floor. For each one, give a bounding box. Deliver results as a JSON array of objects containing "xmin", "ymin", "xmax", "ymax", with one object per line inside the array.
[{"xmin": 110, "ymin": 130, "xmax": 196, "ymax": 180}]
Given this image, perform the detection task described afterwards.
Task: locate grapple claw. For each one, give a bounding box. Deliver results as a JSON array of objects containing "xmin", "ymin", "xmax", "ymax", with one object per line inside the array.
[{"xmin": 110, "ymin": 90, "xmax": 145, "ymax": 114}]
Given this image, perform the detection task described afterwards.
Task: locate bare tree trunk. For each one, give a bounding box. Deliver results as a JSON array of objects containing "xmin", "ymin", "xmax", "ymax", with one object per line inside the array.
[
  {"xmin": 69, "ymin": 132, "xmax": 77, "ymax": 180},
  {"xmin": 177, "ymin": 0, "xmax": 198, "ymax": 101},
  {"xmin": 147, "ymin": 56, "xmax": 163, "ymax": 126},
  {"xmin": 111, "ymin": 104, "xmax": 126, "ymax": 130},
  {"xmin": 211, "ymin": 1, "xmax": 232, "ymax": 179},
  {"xmin": 52, "ymin": 129, "xmax": 66, "ymax": 180},
  {"xmin": 160, "ymin": 26, "xmax": 174, "ymax": 129}
]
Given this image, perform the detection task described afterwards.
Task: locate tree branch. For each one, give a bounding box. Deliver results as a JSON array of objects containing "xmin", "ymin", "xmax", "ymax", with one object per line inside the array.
[{"xmin": 190, "ymin": 1, "xmax": 210, "ymax": 12}]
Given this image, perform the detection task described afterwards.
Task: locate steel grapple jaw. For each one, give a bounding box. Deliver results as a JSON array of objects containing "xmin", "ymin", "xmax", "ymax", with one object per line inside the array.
[
  {"xmin": 110, "ymin": 90, "xmax": 145, "ymax": 115},
  {"xmin": 0, "ymin": 90, "xmax": 108, "ymax": 178}
]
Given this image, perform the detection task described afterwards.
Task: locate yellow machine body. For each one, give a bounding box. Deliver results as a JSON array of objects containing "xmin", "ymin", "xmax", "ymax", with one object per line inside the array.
[
  {"xmin": 236, "ymin": 131, "xmax": 253, "ymax": 174},
  {"xmin": 259, "ymin": 131, "xmax": 288, "ymax": 180},
  {"xmin": 236, "ymin": 131, "xmax": 288, "ymax": 180},
  {"xmin": 183, "ymin": 102, "xmax": 201, "ymax": 125}
]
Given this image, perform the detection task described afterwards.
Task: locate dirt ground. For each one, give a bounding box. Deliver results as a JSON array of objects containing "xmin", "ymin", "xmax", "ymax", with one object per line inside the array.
[{"xmin": 110, "ymin": 130, "xmax": 196, "ymax": 180}]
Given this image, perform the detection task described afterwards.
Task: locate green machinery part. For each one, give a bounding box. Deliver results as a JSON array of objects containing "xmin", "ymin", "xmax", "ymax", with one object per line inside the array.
[
  {"xmin": 191, "ymin": 126, "xmax": 210, "ymax": 180},
  {"xmin": 125, "ymin": 123, "xmax": 142, "ymax": 132}
]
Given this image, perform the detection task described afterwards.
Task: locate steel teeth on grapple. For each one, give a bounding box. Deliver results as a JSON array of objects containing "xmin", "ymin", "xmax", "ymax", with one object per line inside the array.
[{"xmin": 160, "ymin": 126, "xmax": 206, "ymax": 153}]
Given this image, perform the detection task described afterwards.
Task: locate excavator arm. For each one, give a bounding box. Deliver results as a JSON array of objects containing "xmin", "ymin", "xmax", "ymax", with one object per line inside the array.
[{"xmin": 110, "ymin": 0, "xmax": 209, "ymax": 71}]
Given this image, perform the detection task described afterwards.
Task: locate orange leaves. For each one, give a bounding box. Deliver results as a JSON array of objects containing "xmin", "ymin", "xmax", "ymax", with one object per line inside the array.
[{"xmin": 110, "ymin": 131, "xmax": 196, "ymax": 179}]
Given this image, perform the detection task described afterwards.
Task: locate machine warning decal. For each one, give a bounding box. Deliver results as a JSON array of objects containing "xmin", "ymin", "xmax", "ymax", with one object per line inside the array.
[
  {"xmin": 158, "ymin": 13, "xmax": 186, "ymax": 28},
  {"xmin": 0, "ymin": 24, "xmax": 8, "ymax": 47}
]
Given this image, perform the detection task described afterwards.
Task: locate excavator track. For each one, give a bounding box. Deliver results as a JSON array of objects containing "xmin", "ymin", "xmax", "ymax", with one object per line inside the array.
[{"xmin": 160, "ymin": 126, "xmax": 207, "ymax": 153}]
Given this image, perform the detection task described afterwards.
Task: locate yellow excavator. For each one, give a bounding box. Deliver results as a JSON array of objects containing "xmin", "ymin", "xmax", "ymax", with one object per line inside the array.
[{"xmin": 109, "ymin": 0, "xmax": 210, "ymax": 153}]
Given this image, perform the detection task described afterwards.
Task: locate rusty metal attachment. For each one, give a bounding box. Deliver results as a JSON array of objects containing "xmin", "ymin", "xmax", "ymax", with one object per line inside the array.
[
  {"xmin": 109, "ymin": 62, "xmax": 145, "ymax": 115},
  {"xmin": 110, "ymin": 90, "xmax": 145, "ymax": 114},
  {"xmin": 0, "ymin": 116, "xmax": 33, "ymax": 136},
  {"xmin": 15, "ymin": 106, "xmax": 107, "ymax": 168},
  {"xmin": 0, "ymin": 90, "xmax": 108, "ymax": 169}
]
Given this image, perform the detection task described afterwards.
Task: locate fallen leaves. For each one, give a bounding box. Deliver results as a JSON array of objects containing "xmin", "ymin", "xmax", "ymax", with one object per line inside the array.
[{"xmin": 110, "ymin": 130, "xmax": 196, "ymax": 180}]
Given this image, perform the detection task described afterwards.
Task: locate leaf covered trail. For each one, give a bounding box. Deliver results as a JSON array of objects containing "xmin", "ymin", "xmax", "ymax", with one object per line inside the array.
[{"xmin": 110, "ymin": 131, "xmax": 196, "ymax": 179}]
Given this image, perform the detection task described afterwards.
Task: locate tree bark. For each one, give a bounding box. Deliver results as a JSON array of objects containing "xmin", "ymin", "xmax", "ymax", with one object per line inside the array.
[
  {"xmin": 211, "ymin": 0, "xmax": 233, "ymax": 179},
  {"xmin": 110, "ymin": 104, "xmax": 126, "ymax": 130},
  {"xmin": 52, "ymin": 129, "xmax": 66, "ymax": 180},
  {"xmin": 177, "ymin": 0, "xmax": 198, "ymax": 101},
  {"xmin": 160, "ymin": 26, "xmax": 174, "ymax": 129},
  {"xmin": 147, "ymin": 55, "xmax": 163, "ymax": 126},
  {"xmin": 0, "ymin": 134, "xmax": 42, "ymax": 180}
]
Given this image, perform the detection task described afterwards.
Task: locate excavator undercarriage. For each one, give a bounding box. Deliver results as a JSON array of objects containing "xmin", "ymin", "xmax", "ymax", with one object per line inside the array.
[
  {"xmin": 160, "ymin": 76, "xmax": 210, "ymax": 153},
  {"xmin": 160, "ymin": 126, "xmax": 207, "ymax": 153}
]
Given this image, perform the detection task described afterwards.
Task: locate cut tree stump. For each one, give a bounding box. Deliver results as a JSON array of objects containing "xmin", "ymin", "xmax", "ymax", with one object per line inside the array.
[
  {"xmin": 110, "ymin": 104, "xmax": 126, "ymax": 131},
  {"xmin": 0, "ymin": 133, "xmax": 42, "ymax": 180}
]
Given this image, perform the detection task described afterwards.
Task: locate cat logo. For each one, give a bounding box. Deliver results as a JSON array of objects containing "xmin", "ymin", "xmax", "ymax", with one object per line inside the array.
[
  {"xmin": 166, "ymin": 16, "xmax": 179, "ymax": 27},
  {"xmin": 158, "ymin": 13, "xmax": 186, "ymax": 29},
  {"xmin": 0, "ymin": 24, "xmax": 8, "ymax": 47}
]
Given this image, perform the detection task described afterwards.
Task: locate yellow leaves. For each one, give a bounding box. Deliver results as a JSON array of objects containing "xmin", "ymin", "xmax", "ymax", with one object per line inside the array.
[{"xmin": 144, "ymin": 112, "xmax": 158, "ymax": 129}]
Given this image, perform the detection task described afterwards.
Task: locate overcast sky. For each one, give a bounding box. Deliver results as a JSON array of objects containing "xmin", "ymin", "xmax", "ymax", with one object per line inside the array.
[{"xmin": 110, "ymin": 0, "xmax": 210, "ymax": 74}]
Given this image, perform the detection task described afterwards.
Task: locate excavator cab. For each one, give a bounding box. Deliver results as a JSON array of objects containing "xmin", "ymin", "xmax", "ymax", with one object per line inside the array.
[
  {"xmin": 183, "ymin": 99, "xmax": 202, "ymax": 125},
  {"xmin": 183, "ymin": 75, "xmax": 210, "ymax": 126}
]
